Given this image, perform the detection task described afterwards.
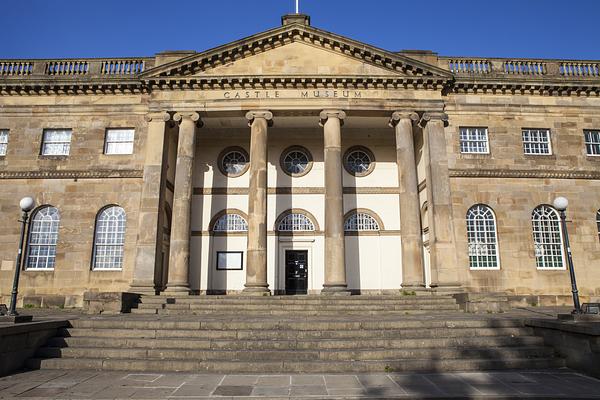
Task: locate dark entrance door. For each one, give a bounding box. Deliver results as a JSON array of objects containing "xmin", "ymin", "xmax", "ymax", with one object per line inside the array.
[{"xmin": 285, "ymin": 250, "xmax": 308, "ymax": 295}]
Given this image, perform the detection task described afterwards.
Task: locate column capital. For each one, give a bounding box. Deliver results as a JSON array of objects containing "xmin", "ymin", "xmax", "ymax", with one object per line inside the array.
[
  {"xmin": 389, "ymin": 111, "xmax": 419, "ymax": 128},
  {"xmin": 144, "ymin": 111, "xmax": 171, "ymax": 123},
  {"xmin": 319, "ymin": 109, "xmax": 346, "ymax": 127},
  {"xmin": 173, "ymin": 111, "xmax": 202, "ymax": 127},
  {"xmin": 245, "ymin": 110, "xmax": 273, "ymax": 127},
  {"xmin": 420, "ymin": 111, "xmax": 449, "ymax": 128}
]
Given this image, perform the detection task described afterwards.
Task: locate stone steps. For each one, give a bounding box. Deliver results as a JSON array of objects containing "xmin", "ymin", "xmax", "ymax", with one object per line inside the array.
[
  {"xmin": 67, "ymin": 317, "xmax": 526, "ymax": 330},
  {"xmin": 46, "ymin": 335, "xmax": 545, "ymax": 350},
  {"xmin": 36, "ymin": 345, "xmax": 555, "ymax": 362},
  {"xmin": 131, "ymin": 308, "xmax": 459, "ymax": 316},
  {"xmin": 27, "ymin": 357, "xmax": 564, "ymax": 373},
  {"xmin": 26, "ymin": 295, "xmax": 566, "ymax": 373}
]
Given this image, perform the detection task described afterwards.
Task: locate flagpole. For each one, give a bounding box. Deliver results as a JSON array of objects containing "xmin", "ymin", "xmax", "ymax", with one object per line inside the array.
[{"xmin": 295, "ymin": 0, "xmax": 299, "ymax": 14}]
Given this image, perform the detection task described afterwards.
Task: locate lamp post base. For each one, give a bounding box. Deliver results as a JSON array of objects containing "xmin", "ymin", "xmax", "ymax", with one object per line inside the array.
[{"xmin": 1, "ymin": 315, "xmax": 33, "ymax": 323}]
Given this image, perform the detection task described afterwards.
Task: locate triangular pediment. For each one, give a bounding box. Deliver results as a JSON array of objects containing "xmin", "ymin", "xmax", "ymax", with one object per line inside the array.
[
  {"xmin": 192, "ymin": 42, "xmax": 402, "ymax": 77},
  {"xmin": 141, "ymin": 23, "xmax": 453, "ymax": 82}
]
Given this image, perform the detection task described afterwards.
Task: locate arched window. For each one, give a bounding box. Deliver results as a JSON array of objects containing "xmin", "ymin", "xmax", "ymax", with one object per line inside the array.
[
  {"xmin": 26, "ymin": 206, "xmax": 60, "ymax": 269},
  {"xmin": 92, "ymin": 206, "xmax": 126, "ymax": 270},
  {"xmin": 213, "ymin": 213, "xmax": 248, "ymax": 232},
  {"xmin": 344, "ymin": 212, "xmax": 380, "ymax": 232},
  {"xmin": 466, "ymin": 205, "xmax": 499, "ymax": 268},
  {"xmin": 532, "ymin": 205, "xmax": 564, "ymax": 268},
  {"xmin": 596, "ymin": 209, "xmax": 600, "ymax": 243},
  {"xmin": 277, "ymin": 213, "xmax": 315, "ymax": 232}
]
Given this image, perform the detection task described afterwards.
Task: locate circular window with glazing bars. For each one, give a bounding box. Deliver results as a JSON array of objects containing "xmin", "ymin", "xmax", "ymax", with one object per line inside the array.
[
  {"xmin": 218, "ymin": 147, "xmax": 249, "ymax": 177},
  {"xmin": 280, "ymin": 146, "xmax": 313, "ymax": 177},
  {"xmin": 343, "ymin": 146, "xmax": 375, "ymax": 177}
]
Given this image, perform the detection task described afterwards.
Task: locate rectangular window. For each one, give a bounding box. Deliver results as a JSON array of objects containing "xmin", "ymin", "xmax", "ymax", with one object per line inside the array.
[
  {"xmin": 584, "ymin": 130, "xmax": 600, "ymax": 156},
  {"xmin": 0, "ymin": 130, "xmax": 8, "ymax": 156},
  {"xmin": 41, "ymin": 129, "xmax": 72, "ymax": 156},
  {"xmin": 104, "ymin": 128, "xmax": 135, "ymax": 155},
  {"xmin": 459, "ymin": 127, "xmax": 489, "ymax": 154},
  {"xmin": 522, "ymin": 129, "xmax": 551, "ymax": 155},
  {"xmin": 216, "ymin": 251, "xmax": 243, "ymax": 270}
]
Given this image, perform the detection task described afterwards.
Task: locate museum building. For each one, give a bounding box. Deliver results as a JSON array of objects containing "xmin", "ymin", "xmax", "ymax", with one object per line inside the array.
[{"xmin": 1, "ymin": 14, "xmax": 600, "ymax": 307}]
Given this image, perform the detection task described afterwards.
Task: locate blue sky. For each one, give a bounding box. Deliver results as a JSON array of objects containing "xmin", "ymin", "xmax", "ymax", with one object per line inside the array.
[{"xmin": 3, "ymin": 0, "xmax": 599, "ymax": 60}]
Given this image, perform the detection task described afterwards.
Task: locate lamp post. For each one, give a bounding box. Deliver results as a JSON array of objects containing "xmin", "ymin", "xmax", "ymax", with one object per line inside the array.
[
  {"xmin": 552, "ymin": 196, "xmax": 582, "ymax": 314},
  {"xmin": 8, "ymin": 197, "xmax": 35, "ymax": 316}
]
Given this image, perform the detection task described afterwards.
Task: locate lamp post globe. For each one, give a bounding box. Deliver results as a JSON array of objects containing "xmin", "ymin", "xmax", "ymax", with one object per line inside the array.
[
  {"xmin": 19, "ymin": 197, "xmax": 35, "ymax": 213},
  {"xmin": 553, "ymin": 196, "xmax": 568, "ymax": 211}
]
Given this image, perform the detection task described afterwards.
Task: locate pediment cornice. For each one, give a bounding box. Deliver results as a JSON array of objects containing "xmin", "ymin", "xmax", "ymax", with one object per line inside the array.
[{"xmin": 139, "ymin": 23, "xmax": 454, "ymax": 83}]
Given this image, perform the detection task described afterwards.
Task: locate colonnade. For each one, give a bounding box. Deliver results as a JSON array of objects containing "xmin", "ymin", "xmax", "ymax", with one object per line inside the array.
[{"xmin": 131, "ymin": 109, "xmax": 454, "ymax": 295}]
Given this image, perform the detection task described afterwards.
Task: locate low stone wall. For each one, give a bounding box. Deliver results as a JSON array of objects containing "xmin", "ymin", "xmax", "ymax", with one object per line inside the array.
[
  {"xmin": 0, "ymin": 319, "xmax": 69, "ymax": 376},
  {"xmin": 526, "ymin": 318, "xmax": 600, "ymax": 379}
]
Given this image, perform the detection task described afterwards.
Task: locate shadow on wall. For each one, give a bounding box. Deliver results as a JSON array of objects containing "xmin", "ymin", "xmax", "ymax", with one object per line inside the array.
[{"xmin": 275, "ymin": 141, "xmax": 293, "ymax": 295}]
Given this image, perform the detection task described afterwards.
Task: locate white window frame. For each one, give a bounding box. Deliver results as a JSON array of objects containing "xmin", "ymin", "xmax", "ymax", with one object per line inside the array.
[
  {"xmin": 584, "ymin": 130, "xmax": 600, "ymax": 156},
  {"xmin": 344, "ymin": 212, "xmax": 380, "ymax": 232},
  {"xmin": 0, "ymin": 129, "xmax": 8, "ymax": 156},
  {"xmin": 41, "ymin": 129, "xmax": 72, "ymax": 156},
  {"xmin": 532, "ymin": 205, "xmax": 565, "ymax": 270},
  {"xmin": 104, "ymin": 128, "xmax": 135, "ymax": 155},
  {"xmin": 277, "ymin": 213, "xmax": 315, "ymax": 232},
  {"xmin": 25, "ymin": 206, "xmax": 60, "ymax": 270},
  {"xmin": 466, "ymin": 205, "xmax": 500, "ymax": 270},
  {"xmin": 522, "ymin": 128, "xmax": 552, "ymax": 155},
  {"xmin": 213, "ymin": 214, "xmax": 248, "ymax": 232},
  {"xmin": 596, "ymin": 210, "xmax": 600, "ymax": 243},
  {"xmin": 459, "ymin": 127, "xmax": 490, "ymax": 154},
  {"xmin": 92, "ymin": 206, "xmax": 127, "ymax": 270}
]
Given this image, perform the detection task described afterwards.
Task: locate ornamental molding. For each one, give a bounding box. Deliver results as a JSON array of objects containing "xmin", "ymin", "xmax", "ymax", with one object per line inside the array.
[
  {"xmin": 449, "ymin": 169, "xmax": 600, "ymax": 180},
  {"xmin": 0, "ymin": 169, "xmax": 144, "ymax": 180}
]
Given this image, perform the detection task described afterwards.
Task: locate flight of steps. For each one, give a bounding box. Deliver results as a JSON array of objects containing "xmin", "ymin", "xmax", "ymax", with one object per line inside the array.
[
  {"xmin": 26, "ymin": 295, "xmax": 564, "ymax": 373},
  {"xmin": 130, "ymin": 294, "xmax": 462, "ymax": 316}
]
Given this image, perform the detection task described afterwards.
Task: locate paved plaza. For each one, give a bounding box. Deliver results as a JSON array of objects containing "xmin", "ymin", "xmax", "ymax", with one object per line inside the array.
[{"xmin": 0, "ymin": 369, "xmax": 599, "ymax": 399}]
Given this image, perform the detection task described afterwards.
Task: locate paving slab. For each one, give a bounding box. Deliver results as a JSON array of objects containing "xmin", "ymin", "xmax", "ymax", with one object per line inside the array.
[{"xmin": 0, "ymin": 369, "xmax": 598, "ymax": 398}]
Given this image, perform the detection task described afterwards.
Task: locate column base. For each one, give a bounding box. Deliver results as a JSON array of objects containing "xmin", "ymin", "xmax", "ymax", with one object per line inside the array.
[
  {"xmin": 242, "ymin": 284, "xmax": 271, "ymax": 296},
  {"xmin": 128, "ymin": 281, "xmax": 157, "ymax": 296},
  {"xmin": 163, "ymin": 283, "xmax": 191, "ymax": 295},
  {"xmin": 400, "ymin": 285, "xmax": 431, "ymax": 296},
  {"xmin": 321, "ymin": 285, "xmax": 351, "ymax": 296}
]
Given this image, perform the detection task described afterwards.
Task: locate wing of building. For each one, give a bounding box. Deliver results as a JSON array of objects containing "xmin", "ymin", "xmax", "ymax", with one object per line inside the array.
[{"xmin": 1, "ymin": 14, "xmax": 599, "ymax": 307}]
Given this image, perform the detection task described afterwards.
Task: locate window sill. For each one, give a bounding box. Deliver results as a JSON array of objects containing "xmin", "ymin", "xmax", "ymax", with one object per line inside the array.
[
  {"xmin": 92, "ymin": 268, "xmax": 123, "ymax": 272},
  {"xmin": 24, "ymin": 268, "xmax": 54, "ymax": 272},
  {"xmin": 536, "ymin": 267, "xmax": 567, "ymax": 271},
  {"xmin": 524, "ymin": 154, "xmax": 556, "ymax": 159},
  {"xmin": 586, "ymin": 155, "xmax": 600, "ymax": 161},
  {"xmin": 38, "ymin": 155, "xmax": 69, "ymax": 160},
  {"xmin": 469, "ymin": 267, "xmax": 500, "ymax": 271}
]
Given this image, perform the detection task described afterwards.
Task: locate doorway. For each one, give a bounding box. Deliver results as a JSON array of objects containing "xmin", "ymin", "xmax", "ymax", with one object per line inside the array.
[{"xmin": 285, "ymin": 250, "xmax": 308, "ymax": 295}]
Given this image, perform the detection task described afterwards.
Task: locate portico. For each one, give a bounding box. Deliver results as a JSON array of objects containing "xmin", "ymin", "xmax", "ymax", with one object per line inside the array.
[{"xmin": 147, "ymin": 105, "xmax": 453, "ymax": 295}]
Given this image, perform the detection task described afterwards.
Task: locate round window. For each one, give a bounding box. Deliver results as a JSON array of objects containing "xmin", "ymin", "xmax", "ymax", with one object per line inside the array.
[
  {"xmin": 218, "ymin": 147, "xmax": 249, "ymax": 177},
  {"xmin": 343, "ymin": 146, "xmax": 375, "ymax": 176},
  {"xmin": 280, "ymin": 146, "xmax": 313, "ymax": 177}
]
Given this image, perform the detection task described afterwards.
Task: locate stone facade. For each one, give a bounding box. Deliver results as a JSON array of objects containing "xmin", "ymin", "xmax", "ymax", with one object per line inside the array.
[{"xmin": 1, "ymin": 14, "xmax": 599, "ymax": 306}]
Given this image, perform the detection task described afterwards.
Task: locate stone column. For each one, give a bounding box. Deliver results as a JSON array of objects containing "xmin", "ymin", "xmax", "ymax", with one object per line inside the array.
[
  {"xmin": 420, "ymin": 112, "xmax": 460, "ymax": 290},
  {"xmin": 389, "ymin": 111, "xmax": 425, "ymax": 289},
  {"xmin": 320, "ymin": 110, "xmax": 348, "ymax": 294},
  {"xmin": 130, "ymin": 111, "xmax": 170, "ymax": 295},
  {"xmin": 164, "ymin": 111, "xmax": 201, "ymax": 294},
  {"xmin": 243, "ymin": 110, "xmax": 272, "ymax": 295}
]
